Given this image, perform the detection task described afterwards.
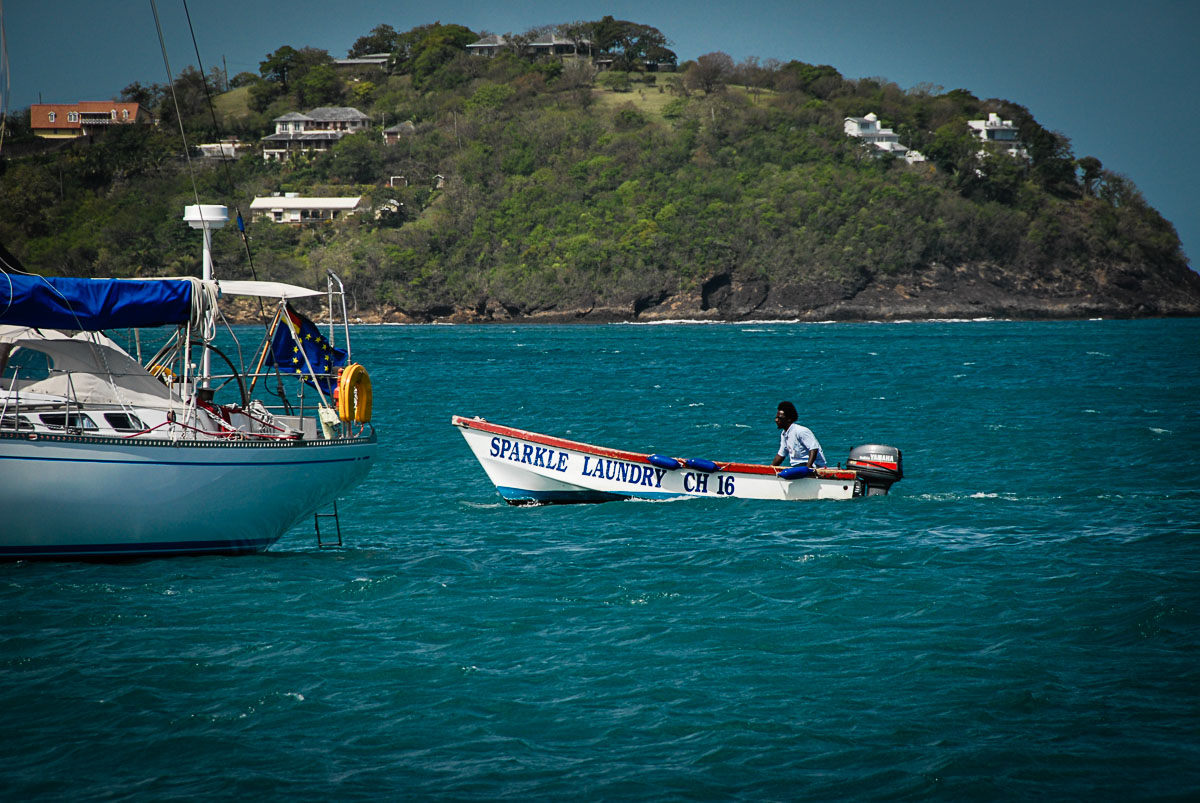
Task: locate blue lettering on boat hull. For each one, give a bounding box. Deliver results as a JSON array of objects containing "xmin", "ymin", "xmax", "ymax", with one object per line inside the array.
[
  {"xmin": 490, "ymin": 436, "xmax": 570, "ymax": 473},
  {"xmin": 581, "ymin": 456, "xmax": 666, "ymax": 488}
]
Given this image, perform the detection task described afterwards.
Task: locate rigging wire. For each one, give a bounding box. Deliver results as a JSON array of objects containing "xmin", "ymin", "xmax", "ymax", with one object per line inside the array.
[
  {"xmin": 149, "ymin": 0, "xmax": 201, "ymax": 209},
  {"xmin": 176, "ymin": 0, "xmax": 297, "ymax": 405},
  {"xmin": 179, "ymin": 0, "xmax": 268, "ymax": 325},
  {"xmin": 153, "ymin": 0, "xmax": 296, "ymax": 407},
  {"xmin": 0, "ymin": 0, "xmax": 9, "ymax": 156}
]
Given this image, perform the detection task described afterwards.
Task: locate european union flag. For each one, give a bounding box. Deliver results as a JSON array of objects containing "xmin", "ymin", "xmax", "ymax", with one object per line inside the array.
[{"xmin": 264, "ymin": 305, "xmax": 347, "ymax": 394}]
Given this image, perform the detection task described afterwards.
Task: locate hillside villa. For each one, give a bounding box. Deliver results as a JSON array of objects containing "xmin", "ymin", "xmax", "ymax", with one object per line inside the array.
[
  {"xmin": 260, "ymin": 107, "xmax": 370, "ymax": 162},
  {"xmin": 465, "ymin": 33, "xmax": 672, "ymax": 70},
  {"xmin": 333, "ymin": 53, "xmax": 390, "ymax": 72},
  {"xmin": 967, "ymin": 113, "xmax": 1028, "ymax": 158},
  {"xmin": 467, "ymin": 33, "xmax": 588, "ymax": 58},
  {"xmin": 29, "ymin": 102, "xmax": 152, "ymax": 139},
  {"xmin": 843, "ymin": 113, "xmax": 925, "ymax": 164},
  {"xmin": 249, "ymin": 194, "xmax": 364, "ymax": 224}
]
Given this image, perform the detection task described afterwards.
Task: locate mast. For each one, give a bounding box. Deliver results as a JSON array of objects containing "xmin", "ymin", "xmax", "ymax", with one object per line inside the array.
[{"xmin": 182, "ymin": 204, "xmax": 227, "ymax": 388}]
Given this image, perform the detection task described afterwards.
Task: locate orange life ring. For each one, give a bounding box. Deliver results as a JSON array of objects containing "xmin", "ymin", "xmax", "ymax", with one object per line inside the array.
[{"xmin": 336, "ymin": 363, "xmax": 372, "ymax": 423}]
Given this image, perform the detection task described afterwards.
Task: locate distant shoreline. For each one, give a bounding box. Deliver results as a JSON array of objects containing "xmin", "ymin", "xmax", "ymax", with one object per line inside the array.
[{"xmin": 219, "ymin": 305, "xmax": 1200, "ymax": 327}]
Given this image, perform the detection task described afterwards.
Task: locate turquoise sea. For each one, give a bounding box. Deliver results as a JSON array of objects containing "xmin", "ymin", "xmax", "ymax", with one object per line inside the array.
[{"xmin": 3, "ymin": 319, "xmax": 1199, "ymax": 800}]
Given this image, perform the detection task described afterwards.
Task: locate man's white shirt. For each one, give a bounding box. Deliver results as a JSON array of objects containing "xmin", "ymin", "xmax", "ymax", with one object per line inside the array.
[{"xmin": 778, "ymin": 423, "xmax": 827, "ymax": 467}]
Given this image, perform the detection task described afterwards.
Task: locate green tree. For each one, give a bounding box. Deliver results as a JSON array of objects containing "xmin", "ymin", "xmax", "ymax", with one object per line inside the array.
[
  {"xmin": 588, "ymin": 17, "xmax": 675, "ymax": 71},
  {"xmin": 247, "ymin": 78, "xmax": 283, "ymax": 112},
  {"xmin": 777, "ymin": 61, "xmax": 843, "ymax": 97},
  {"xmin": 155, "ymin": 66, "xmax": 211, "ymax": 129},
  {"xmin": 685, "ymin": 52, "xmax": 734, "ymax": 94},
  {"xmin": 296, "ymin": 63, "xmax": 344, "ymax": 107},
  {"xmin": 260, "ymin": 45, "xmax": 299, "ymax": 90},
  {"xmin": 120, "ymin": 81, "xmax": 161, "ymax": 110},
  {"xmin": 0, "ymin": 162, "xmax": 59, "ymax": 239},
  {"xmin": 466, "ymin": 83, "xmax": 517, "ymax": 112},
  {"xmin": 78, "ymin": 125, "xmax": 179, "ymax": 188},
  {"xmin": 229, "ymin": 71, "xmax": 258, "ymax": 88},
  {"xmin": 597, "ymin": 71, "xmax": 632, "ymax": 92},
  {"xmin": 349, "ymin": 24, "xmax": 400, "ymax": 58},
  {"xmin": 995, "ymin": 101, "xmax": 1077, "ymax": 197},
  {"xmin": 1077, "ymin": 156, "xmax": 1103, "ymax": 197},
  {"xmin": 409, "ymin": 24, "xmax": 477, "ymax": 85},
  {"xmin": 922, "ymin": 120, "xmax": 976, "ymax": 178},
  {"xmin": 326, "ymin": 134, "xmax": 385, "ymax": 183},
  {"xmin": 388, "ymin": 23, "xmax": 476, "ymax": 79}
]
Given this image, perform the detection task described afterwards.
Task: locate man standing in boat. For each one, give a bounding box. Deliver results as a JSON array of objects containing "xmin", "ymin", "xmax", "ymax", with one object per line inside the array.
[{"xmin": 771, "ymin": 401, "xmax": 827, "ymax": 469}]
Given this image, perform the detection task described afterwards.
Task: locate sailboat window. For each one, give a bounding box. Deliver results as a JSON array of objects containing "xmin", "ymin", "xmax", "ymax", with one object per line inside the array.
[
  {"xmin": 0, "ymin": 415, "xmax": 33, "ymax": 431},
  {"xmin": 39, "ymin": 413, "xmax": 98, "ymax": 431},
  {"xmin": 103, "ymin": 412, "xmax": 145, "ymax": 432},
  {"xmin": 3, "ymin": 347, "xmax": 51, "ymax": 382}
]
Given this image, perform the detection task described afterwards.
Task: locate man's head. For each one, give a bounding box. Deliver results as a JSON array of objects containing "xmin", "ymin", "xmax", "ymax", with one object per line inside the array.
[{"xmin": 775, "ymin": 401, "xmax": 797, "ymax": 429}]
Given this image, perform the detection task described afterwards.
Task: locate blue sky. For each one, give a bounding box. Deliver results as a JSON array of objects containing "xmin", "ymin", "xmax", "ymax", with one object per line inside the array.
[{"xmin": 5, "ymin": 0, "xmax": 1197, "ymax": 269}]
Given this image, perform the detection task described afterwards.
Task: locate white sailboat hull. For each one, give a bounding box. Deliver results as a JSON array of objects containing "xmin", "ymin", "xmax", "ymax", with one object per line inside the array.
[
  {"xmin": 0, "ymin": 432, "xmax": 375, "ymax": 558},
  {"xmin": 452, "ymin": 416, "xmax": 889, "ymax": 504}
]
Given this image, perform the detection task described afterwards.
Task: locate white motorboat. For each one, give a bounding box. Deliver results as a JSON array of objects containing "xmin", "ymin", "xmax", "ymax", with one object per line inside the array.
[
  {"xmin": 0, "ymin": 206, "xmax": 376, "ymax": 558},
  {"xmin": 453, "ymin": 415, "xmax": 901, "ymax": 504}
]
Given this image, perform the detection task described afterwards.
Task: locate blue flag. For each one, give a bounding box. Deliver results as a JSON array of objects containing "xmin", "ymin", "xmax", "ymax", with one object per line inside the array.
[{"xmin": 264, "ymin": 305, "xmax": 347, "ymax": 393}]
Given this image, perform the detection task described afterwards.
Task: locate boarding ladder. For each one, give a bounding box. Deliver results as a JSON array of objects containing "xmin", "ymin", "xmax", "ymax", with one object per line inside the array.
[{"xmin": 314, "ymin": 501, "xmax": 342, "ymax": 548}]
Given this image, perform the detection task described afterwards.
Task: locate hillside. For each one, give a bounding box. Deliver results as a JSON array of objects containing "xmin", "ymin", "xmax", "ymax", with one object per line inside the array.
[{"xmin": 2, "ymin": 21, "xmax": 1198, "ymax": 322}]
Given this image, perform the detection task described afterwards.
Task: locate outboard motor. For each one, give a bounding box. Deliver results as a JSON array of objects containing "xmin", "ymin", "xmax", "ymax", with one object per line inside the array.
[{"xmin": 847, "ymin": 444, "xmax": 903, "ymax": 496}]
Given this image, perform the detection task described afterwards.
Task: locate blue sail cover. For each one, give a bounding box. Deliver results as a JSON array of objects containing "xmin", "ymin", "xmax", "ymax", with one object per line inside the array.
[{"xmin": 0, "ymin": 273, "xmax": 195, "ymax": 330}]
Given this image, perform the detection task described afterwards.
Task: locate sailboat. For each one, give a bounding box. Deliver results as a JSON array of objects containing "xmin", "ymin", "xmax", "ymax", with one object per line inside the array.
[{"xmin": 0, "ymin": 205, "xmax": 376, "ymax": 558}]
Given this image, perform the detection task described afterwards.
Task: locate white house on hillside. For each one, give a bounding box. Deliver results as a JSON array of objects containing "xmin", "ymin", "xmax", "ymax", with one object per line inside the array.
[
  {"xmin": 467, "ymin": 33, "xmax": 590, "ymax": 58},
  {"xmin": 260, "ymin": 107, "xmax": 370, "ymax": 162},
  {"xmin": 844, "ymin": 113, "xmax": 925, "ymax": 164},
  {"xmin": 967, "ymin": 113, "xmax": 1027, "ymax": 158},
  {"xmin": 466, "ymin": 34, "xmax": 508, "ymax": 57},
  {"xmin": 333, "ymin": 53, "xmax": 390, "ymax": 71},
  {"xmin": 250, "ymin": 194, "xmax": 364, "ymax": 224}
]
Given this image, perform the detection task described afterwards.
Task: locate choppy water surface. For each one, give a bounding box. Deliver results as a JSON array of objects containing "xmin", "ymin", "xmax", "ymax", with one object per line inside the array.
[{"xmin": 3, "ymin": 320, "xmax": 1199, "ymax": 800}]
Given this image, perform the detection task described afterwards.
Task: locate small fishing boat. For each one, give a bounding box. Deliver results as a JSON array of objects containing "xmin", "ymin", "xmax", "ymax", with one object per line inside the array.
[
  {"xmin": 0, "ymin": 205, "xmax": 376, "ymax": 558},
  {"xmin": 453, "ymin": 415, "xmax": 901, "ymax": 504}
]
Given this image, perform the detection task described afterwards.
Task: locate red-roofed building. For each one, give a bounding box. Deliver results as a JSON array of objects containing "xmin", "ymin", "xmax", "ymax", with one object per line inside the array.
[{"xmin": 30, "ymin": 102, "xmax": 153, "ymax": 139}]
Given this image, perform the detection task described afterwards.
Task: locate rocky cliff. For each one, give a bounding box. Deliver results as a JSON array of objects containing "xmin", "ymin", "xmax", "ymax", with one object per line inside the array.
[{"xmin": 285, "ymin": 258, "xmax": 1200, "ymax": 324}]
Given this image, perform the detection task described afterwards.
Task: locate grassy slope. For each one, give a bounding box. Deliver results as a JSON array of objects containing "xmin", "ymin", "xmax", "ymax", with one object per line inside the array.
[{"xmin": 212, "ymin": 86, "xmax": 252, "ymax": 123}]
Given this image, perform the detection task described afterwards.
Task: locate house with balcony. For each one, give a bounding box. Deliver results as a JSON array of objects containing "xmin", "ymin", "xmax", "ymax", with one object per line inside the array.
[
  {"xmin": 467, "ymin": 32, "xmax": 591, "ymax": 59},
  {"xmin": 249, "ymin": 194, "xmax": 364, "ymax": 224},
  {"xmin": 967, "ymin": 113, "xmax": 1028, "ymax": 158},
  {"xmin": 30, "ymin": 101, "xmax": 152, "ymax": 139},
  {"xmin": 466, "ymin": 34, "xmax": 508, "ymax": 57},
  {"xmin": 843, "ymin": 113, "xmax": 925, "ymax": 164},
  {"xmin": 465, "ymin": 32, "xmax": 673, "ymax": 71},
  {"xmin": 260, "ymin": 107, "xmax": 370, "ymax": 162},
  {"xmin": 528, "ymin": 33, "xmax": 589, "ymax": 57},
  {"xmin": 333, "ymin": 53, "xmax": 390, "ymax": 72}
]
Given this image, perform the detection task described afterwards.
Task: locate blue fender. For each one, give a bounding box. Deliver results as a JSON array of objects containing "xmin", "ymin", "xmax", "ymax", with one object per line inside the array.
[
  {"xmin": 684, "ymin": 458, "xmax": 720, "ymax": 473},
  {"xmin": 778, "ymin": 465, "xmax": 815, "ymax": 479},
  {"xmin": 647, "ymin": 454, "xmax": 681, "ymax": 470}
]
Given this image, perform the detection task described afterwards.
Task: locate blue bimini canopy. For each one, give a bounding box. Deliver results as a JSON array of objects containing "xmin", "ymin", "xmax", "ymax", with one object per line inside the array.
[{"xmin": 0, "ymin": 273, "xmax": 197, "ymax": 330}]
